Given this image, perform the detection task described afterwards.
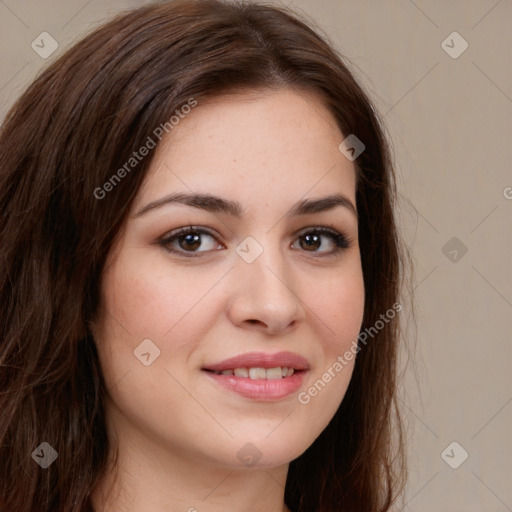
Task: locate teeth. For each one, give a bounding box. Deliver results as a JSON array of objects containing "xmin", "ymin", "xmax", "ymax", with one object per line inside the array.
[
  {"xmin": 249, "ymin": 367, "xmax": 267, "ymax": 379},
  {"xmin": 233, "ymin": 367, "xmax": 249, "ymax": 377},
  {"xmin": 212, "ymin": 367, "xmax": 296, "ymax": 379},
  {"xmin": 265, "ymin": 367, "xmax": 284, "ymax": 380},
  {"xmin": 282, "ymin": 367, "xmax": 295, "ymax": 377}
]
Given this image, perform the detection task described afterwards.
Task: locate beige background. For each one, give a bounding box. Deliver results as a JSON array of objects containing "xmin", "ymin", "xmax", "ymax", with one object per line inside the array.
[{"xmin": 1, "ymin": 1, "xmax": 511, "ymax": 510}]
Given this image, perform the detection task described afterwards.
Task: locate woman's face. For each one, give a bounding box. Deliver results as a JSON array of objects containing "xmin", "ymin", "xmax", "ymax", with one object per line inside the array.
[{"xmin": 93, "ymin": 88, "xmax": 365, "ymax": 470}]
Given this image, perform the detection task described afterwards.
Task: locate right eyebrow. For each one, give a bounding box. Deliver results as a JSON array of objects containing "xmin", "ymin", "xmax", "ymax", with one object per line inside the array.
[{"xmin": 134, "ymin": 192, "xmax": 244, "ymax": 218}]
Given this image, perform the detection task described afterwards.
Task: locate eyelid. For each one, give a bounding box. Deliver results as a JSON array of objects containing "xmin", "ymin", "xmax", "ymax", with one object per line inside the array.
[
  {"xmin": 158, "ymin": 225, "xmax": 225, "ymax": 256},
  {"xmin": 158, "ymin": 224, "xmax": 352, "ymax": 257},
  {"xmin": 294, "ymin": 224, "xmax": 345, "ymax": 238},
  {"xmin": 161, "ymin": 225, "xmax": 221, "ymax": 241},
  {"xmin": 292, "ymin": 225, "xmax": 352, "ymax": 253}
]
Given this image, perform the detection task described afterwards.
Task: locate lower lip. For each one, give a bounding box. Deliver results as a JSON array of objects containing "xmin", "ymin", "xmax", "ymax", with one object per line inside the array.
[{"xmin": 202, "ymin": 370, "xmax": 307, "ymax": 401}]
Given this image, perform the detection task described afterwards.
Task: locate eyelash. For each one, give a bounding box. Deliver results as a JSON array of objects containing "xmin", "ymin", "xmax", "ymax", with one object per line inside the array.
[{"xmin": 157, "ymin": 225, "xmax": 351, "ymax": 258}]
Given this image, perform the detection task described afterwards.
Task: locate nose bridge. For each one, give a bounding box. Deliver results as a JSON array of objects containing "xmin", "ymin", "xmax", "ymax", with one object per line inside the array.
[
  {"xmin": 228, "ymin": 234, "xmax": 305, "ymax": 332},
  {"xmin": 238, "ymin": 233, "xmax": 291, "ymax": 294}
]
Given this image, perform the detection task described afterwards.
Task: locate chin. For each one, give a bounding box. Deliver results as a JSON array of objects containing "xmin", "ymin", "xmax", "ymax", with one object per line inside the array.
[{"xmin": 221, "ymin": 434, "xmax": 311, "ymax": 470}]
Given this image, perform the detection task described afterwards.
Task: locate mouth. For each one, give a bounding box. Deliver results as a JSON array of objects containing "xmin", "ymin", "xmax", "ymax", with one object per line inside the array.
[
  {"xmin": 203, "ymin": 366, "xmax": 302, "ymax": 379},
  {"xmin": 201, "ymin": 351, "xmax": 309, "ymax": 400},
  {"xmin": 202, "ymin": 350, "xmax": 309, "ymax": 374}
]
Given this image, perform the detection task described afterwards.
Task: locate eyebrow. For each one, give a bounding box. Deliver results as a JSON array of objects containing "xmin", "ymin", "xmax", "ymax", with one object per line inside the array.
[{"xmin": 134, "ymin": 192, "xmax": 357, "ymax": 218}]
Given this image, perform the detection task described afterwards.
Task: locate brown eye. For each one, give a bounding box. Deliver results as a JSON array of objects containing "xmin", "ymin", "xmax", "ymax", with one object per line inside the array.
[
  {"xmin": 159, "ymin": 226, "xmax": 223, "ymax": 255},
  {"xmin": 179, "ymin": 233, "xmax": 202, "ymax": 251},
  {"xmin": 299, "ymin": 234, "xmax": 321, "ymax": 251},
  {"xmin": 292, "ymin": 227, "xmax": 350, "ymax": 255}
]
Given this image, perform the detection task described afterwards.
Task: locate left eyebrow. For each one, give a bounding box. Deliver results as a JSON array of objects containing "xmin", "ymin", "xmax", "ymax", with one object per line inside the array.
[
  {"xmin": 287, "ymin": 194, "xmax": 357, "ymax": 218},
  {"xmin": 134, "ymin": 192, "xmax": 357, "ymax": 218}
]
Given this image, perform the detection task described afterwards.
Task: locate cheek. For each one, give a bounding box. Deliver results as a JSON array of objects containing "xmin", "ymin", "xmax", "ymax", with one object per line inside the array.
[
  {"xmin": 295, "ymin": 264, "xmax": 364, "ymax": 413},
  {"xmin": 93, "ymin": 248, "xmax": 229, "ymax": 395},
  {"xmin": 99, "ymin": 249, "xmax": 222, "ymax": 340},
  {"xmin": 303, "ymin": 263, "xmax": 365, "ymax": 349},
  {"xmin": 92, "ymin": 251, "xmax": 220, "ymax": 431}
]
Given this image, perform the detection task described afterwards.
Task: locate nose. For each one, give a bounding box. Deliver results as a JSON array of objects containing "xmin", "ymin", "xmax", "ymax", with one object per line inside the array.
[{"xmin": 226, "ymin": 245, "xmax": 306, "ymax": 335}]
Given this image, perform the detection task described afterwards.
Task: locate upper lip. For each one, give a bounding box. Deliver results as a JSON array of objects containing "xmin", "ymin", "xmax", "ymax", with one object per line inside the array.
[{"xmin": 202, "ymin": 351, "xmax": 310, "ymax": 371}]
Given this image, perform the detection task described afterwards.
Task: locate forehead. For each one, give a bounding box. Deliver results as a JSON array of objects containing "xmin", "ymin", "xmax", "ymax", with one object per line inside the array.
[{"xmin": 132, "ymin": 87, "xmax": 356, "ymax": 212}]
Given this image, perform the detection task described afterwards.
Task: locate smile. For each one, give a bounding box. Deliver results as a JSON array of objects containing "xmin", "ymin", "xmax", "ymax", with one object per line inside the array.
[
  {"xmin": 202, "ymin": 351, "xmax": 309, "ymax": 400},
  {"xmin": 206, "ymin": 366, "xmax": 295, "ymax": 379}
]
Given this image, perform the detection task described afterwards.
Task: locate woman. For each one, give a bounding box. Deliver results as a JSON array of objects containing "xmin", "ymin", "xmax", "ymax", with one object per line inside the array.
[{"xmin": 0, "ymin": 1, "xmax": 407, "ymax": 510}]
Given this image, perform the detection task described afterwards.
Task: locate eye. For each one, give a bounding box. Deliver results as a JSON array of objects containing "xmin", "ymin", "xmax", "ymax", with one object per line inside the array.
[
  {"xmin": 158, "ymin": 226, "xmax": 224, "ymax": 256},
  {"xmin": 158, "ymin": 225, "xmax": 351, "ymax": 257},
  {"xmin": 292, "ymin": 226, "xmax": 351, "ymax": 255}
]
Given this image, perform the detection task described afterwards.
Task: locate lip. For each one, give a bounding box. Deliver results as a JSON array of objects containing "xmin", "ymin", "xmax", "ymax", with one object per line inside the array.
[
  {"xmin": 203, "ymin": 370, "xmax": 307, "ymax": 401},
  {"xmin": 201, "ymin": 351, "xmax": 309, "ymax": 401},
  {"xmin": 202, "ymin": 351, "xmax": 310, "ymax": 372}
]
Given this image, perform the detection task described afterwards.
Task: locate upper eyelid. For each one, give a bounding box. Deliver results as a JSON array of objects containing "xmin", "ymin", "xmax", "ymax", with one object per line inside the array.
[
  {"xmin": 159, "ymin": 226, "xmax": 222, "ymax": 246},
  {"xmin": 160, "ymin": 225, "xmax": 219, "ymax": 240},
  {"xmin": 161, "ymin": 225, "xmax": 346, "ymax": 240},
  {"xmin": 295, "ymin": 225, "xmax": 341, "ymax": 235}
]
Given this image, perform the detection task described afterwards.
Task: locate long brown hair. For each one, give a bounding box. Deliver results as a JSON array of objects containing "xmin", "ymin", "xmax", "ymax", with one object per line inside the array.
[{"xmin": 0, "ymin": 1, "xmax": 406, "ymax": 510}]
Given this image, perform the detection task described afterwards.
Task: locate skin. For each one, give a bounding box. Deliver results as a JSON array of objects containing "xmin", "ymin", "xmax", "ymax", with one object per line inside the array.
[{"xmin": 91, "ymin": 88, "xmax": 365, "ymax": 512}]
